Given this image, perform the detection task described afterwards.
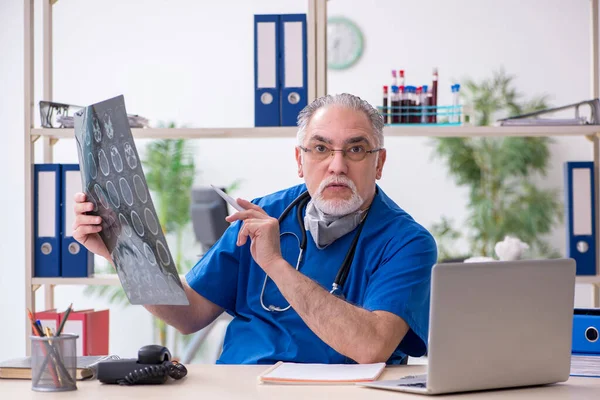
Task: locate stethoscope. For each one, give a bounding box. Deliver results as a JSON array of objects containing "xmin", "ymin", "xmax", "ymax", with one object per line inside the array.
[{"xmin": 260, "ymin": 190, "xmax": 369, "ymax": 312}]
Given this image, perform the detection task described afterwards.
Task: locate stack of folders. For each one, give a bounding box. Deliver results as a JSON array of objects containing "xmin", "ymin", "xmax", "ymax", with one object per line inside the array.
[
  {"xmin": 0, "ymin": 355, "xmax": 120, "ymax": 381},
  {"xmin": 570, "ymin": 308, "xmax": 600, "ymax": 378},
  {"xmin": 257, "ymin": 362, "xmax": 386, "ymax": 385},
  {"xmin": 564, "ymin": 162, "xmax": 597, "ymax": 276},
  {"xmin": 34, "ymin": 163, "xmax": 94, "ymax": 278},
  {"xmin": 35, "ymin": 309, "xmax": 109, "ymax": 357},
  {"xmin": 254, "ymin": 14, "xmax": 308, "ymax": 127},
  {"xmin": 571, "ymin": 355, "xmax": 600, "ymax": 378}
]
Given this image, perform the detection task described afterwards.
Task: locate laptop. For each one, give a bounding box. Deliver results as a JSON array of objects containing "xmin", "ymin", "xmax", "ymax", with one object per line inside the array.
[{"xmin": 358, "ymin": 258, "xmax": 576, "ymax": 395}]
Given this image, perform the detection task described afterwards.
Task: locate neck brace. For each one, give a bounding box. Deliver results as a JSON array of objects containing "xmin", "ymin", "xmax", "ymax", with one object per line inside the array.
[{"xmin": 303, "ymin": 200, "xmax": 365, "ymax": 249}]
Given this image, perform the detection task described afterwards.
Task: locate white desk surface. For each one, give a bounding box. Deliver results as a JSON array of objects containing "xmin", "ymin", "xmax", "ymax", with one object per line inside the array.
[{"xmin": 2, "ymin": 364, "xmax": 600, "ymax": 399}]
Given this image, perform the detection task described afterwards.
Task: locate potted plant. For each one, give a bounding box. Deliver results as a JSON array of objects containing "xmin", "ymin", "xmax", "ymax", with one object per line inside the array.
[{"xmin": 430, "ymin": 69, "xmax": 563, "ymax": 261}]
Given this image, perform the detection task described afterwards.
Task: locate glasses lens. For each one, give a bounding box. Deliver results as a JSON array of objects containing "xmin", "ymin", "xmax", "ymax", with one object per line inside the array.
[
  {"xmin": 345, "ymin": 145, "xmax": 369, "ymax": 161},
  {"xmin": 306, "ymin": 145, "xmax": 330, "ymax": 161},
  {"xmin": 303, "ymin": 145, "xmax": 377, "ymax": 161}
]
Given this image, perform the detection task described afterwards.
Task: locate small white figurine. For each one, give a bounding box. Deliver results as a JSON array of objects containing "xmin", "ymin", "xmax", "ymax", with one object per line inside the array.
[
  {"xmin": 494, "ymin": 236, "xmax": 529, "ymax": 261},
  {"xmin": 463, "ymin": 236, "xmax": 529, "ymax": 263},
  {"xmin": 463, "ymin": 256, "xmax": 495, "ymax": 263}
]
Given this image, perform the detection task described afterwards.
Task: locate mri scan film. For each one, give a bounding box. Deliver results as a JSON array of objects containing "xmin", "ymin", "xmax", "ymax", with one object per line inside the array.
[{"xmin": 74, "ymin": 95, "xmax": 189, "ymax": 306}]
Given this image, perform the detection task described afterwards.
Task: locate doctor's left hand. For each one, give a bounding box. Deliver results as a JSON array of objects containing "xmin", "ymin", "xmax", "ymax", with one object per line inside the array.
[{"xmin": 225, "ymin": 199, "xmax": 283, "ymax": 272}]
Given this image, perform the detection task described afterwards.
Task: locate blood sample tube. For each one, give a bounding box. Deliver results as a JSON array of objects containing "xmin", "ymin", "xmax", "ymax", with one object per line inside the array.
[
  {"xmin": 383, "ymin": 85, "xmax": 389, "ymax": 124},
  {"xmin": 431, "ymin": 68, "xmax": 438, "ymax": 123}
]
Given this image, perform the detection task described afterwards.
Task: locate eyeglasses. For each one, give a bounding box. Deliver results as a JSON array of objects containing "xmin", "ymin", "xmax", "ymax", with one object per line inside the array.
[{"xmin": 298, "ymin": 144, "xmax": 383, "ymax": 162}]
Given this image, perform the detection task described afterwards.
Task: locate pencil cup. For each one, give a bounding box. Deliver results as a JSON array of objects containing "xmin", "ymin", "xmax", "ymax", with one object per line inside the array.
[{"xmin": 31, "ymin": 334, "xmax": 78, "ymax": 392}]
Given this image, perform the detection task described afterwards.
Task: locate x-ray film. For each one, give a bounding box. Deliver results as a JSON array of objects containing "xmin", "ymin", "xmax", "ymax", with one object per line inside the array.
[{"xmin": 74, "ymin": 95, "xmax": 189, "ymax": 306}]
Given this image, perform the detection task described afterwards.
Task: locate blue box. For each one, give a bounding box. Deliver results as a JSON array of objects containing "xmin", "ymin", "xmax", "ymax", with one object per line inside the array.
[{"xmin": 572, "ymin": 308, "xmax": 600, "ymax": 355}]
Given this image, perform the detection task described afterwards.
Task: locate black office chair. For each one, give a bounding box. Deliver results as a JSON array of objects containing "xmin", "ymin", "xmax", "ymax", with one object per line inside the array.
[
  {"xmin": 182, "ymin": 187, "xmax": 233, "ymax": 363},
  {"xmin": 190, "ymin": 186, "xmax": 230, "ymax": 255}
]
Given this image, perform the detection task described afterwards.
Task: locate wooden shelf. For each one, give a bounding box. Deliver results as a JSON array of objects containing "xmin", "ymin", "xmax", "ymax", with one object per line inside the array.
[
  {"xmin": 576, "ymin": 275, "xmax": 600, "ymax": 285},
  {"xmin": 31, "ymin": 125, "xmax": 600, "ymax": 140},
  {"xmin": 31, "ymin": 274, "xmax": 599, "ymax": 287},
  {"xmin": 384, "ymin": 124, "xmax": 600, "ymax": 137},
  {"xmin": 32, "ymin": 274, "xmax": 186, "ymax": 287},
  {"xmin": 32, "ymin": 274, "xmax": 121, "ymax": 286},
  {"xmin": 32, "ymin": 127, "xmax": 299, "ymax": 140}
]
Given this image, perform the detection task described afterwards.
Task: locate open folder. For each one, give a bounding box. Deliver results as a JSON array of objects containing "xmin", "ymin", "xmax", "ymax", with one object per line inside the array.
[{"xmin": 258, "ymin": 361, "xmax": 386, "ymax": 385}]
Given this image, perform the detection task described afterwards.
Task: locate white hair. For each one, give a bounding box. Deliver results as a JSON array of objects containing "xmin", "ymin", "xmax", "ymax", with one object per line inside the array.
[{"xmin": 296, "ymin": 93, "xmax": 385, "ymax": 148}]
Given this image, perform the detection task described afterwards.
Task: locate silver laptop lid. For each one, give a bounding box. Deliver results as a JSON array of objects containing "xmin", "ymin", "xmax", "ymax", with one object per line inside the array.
[{"xmin": 426, "ymin": 259, "xmax": 576, "ymax": 394}]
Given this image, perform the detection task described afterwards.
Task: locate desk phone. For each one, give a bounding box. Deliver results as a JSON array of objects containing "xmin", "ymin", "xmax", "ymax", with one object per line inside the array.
[{"xmin": 96, "ymin": 345, "xmax": 187, "ymax": 385}]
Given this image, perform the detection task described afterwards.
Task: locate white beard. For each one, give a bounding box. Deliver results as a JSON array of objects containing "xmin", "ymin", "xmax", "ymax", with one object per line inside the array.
[{"xmin": 312, "ymin": 175, "xmax": 364, "ymax": 217}]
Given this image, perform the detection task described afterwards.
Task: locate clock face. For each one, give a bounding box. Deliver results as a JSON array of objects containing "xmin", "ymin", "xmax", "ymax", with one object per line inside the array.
[{"xmin": 327, "ymin": 17, "xmax": 364, "ymax": 70}]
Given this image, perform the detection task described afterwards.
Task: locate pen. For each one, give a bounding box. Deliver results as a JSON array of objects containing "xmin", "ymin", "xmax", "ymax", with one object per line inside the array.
[
  {"xmin": 210, "ymin": 184, "xmax": 245, "ymax": 212},
  {"xmin": 44, "ymin": 326, "xmax": 53, "ymax": 337},
  {"xmin": 30, "ymin": 306, "xmax": 76, "ymax": 387},
  {"xmin": 35, "ymin": 320, "xmax": 44, "ymax": 335},
  {"xmin": 44, "ymin": 326, "xmax": 64, "ymax": 386},
  {"xmin": 28, "ymin": 309, "xmax": 61, "ymax": 387}
]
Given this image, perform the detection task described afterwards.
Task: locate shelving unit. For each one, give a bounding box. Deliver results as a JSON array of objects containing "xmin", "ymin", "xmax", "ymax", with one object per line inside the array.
[
  {"xmin": 23, "ymin": 0, "xmax": 328, "ymax": 354},
  {"xmin": 31, "ymin": 125, "xmax": 600, "ymax": 140},
  {"xmin": 31, "ymin": 274, "xmax": 185, "ymax": 287},
  {"xmin": 23, "ymin": 0, "xmax": 600, "ymax": 354}
]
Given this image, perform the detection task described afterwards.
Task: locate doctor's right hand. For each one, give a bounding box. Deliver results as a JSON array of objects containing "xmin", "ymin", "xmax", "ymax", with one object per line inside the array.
[{"xmin": 72, "ymin": 192, "xmax": 112, "ymax": 263}]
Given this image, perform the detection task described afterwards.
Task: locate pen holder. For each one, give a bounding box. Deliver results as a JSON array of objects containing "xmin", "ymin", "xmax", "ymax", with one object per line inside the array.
[{"xmin": 31, "ymin": 334, "xmax": 78, "ymax": 392}]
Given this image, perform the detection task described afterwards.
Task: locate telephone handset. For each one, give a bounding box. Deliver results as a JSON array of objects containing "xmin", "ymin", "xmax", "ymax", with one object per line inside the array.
[{"xmin": 96, "ymin": 345, "xmax": 188, "ymax": 385}]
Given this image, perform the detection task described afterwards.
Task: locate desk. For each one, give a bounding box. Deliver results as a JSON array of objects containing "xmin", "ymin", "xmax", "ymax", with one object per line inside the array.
[{"xmin": 2, "ymin": 364, "xmax": 600, "ymax": 399}]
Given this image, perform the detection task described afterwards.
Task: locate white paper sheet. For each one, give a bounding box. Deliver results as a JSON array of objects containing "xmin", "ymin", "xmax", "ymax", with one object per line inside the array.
[{"xmin": 259, "ymin": 362, "xmax": 386, "ymax": 384}]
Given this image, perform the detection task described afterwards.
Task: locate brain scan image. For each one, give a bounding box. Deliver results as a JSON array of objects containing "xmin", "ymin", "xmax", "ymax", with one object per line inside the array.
[
  {"xmin": 119, "ymin": 213, "xmax": 132, "ymax": 237},
  {"xmin": 133, "ymin": 175, "xmax": 147, "ymax": 203},
  {"xmin": 145, "ymin": 208, "xmax": 159, "ymax": 235},
  {"xmin": 110, "ymin": 145, "xmax": 123, "ymax": 172},
  {"xmin": 87, "ymin": 153, "xmax": 98, "ymax": 179},
  {"xmin": 106, "ymin": 181, "xmax": 120, "ymax": 208},
  {"xmin": 74, "ymin": 95, "xmax": 189, "ymax": 306},
  {"xmin": 119, "ymin": 177, "xmax": 134, "ymax": 206},
  {"xmin": 131, "ymin": 210, "xmax": 145, "ymax": 237},
  {"xmin": 94, "ymin": 184, "xmax": 110, "ymax": 210},
  {"xmin": 124, "ymin": 142, "xmax": 138, "ymax": 169},
  {"xmin": 98, "ymin": 149, "xmax": 110, "ymax": 176},
  {"xmin": 103, "ymin": 112, "xmax": 114, "ymax": 139},
  {"xmin": 93, "ymin": 117, "xmax": 102, "ymax": 143}
]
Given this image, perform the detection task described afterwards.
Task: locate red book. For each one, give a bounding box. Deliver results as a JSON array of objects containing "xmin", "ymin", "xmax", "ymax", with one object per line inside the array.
[{"xmin": 60, "ymin": 309, "xmax": 109, "ymax": 356}]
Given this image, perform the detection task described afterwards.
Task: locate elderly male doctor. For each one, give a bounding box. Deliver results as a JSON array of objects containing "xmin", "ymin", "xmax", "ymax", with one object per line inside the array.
[{"xmin": 73, "ymin": 93, "xmax": 438, "ymax": 365}]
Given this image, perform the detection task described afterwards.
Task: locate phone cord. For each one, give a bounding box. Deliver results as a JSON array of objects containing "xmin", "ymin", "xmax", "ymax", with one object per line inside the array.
[{"xmin": 118, "ymin": 360, "xmax": 188, "ymax": 385}]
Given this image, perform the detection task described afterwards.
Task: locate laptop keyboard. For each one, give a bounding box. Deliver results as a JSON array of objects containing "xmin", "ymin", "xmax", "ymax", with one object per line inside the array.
[
  {"xmin": 395, "ymin": 374, "xmax": 428, "ymax": 389},
  {"xmin": 398, "ymin": 382, "xmax": 427, "ymax": 388}
]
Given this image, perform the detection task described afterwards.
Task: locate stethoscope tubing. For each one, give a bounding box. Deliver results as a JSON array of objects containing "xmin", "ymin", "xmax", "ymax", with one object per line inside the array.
[{"xmin": 260, "ymin": 190, "xmax": 368, "ymax": 312}]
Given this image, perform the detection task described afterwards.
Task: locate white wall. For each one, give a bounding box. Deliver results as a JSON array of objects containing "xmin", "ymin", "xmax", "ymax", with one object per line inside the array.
[
  {"xmin": 0, "ymin": 0, "xmax": 598, "ymax": 361},
  {"xmin": 0, "ymin": 0, "xmax": 26, "ymax": 362}
]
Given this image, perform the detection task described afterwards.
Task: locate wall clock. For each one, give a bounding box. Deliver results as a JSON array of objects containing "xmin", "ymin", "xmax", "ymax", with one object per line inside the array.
[{"xmin": 327, "ymin": 17, "xmax": 364, "ymax": 70}]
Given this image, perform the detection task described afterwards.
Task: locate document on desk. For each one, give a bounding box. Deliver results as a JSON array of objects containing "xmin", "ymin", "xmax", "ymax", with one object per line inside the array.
[
  {"xmin": 258, "ymin": 361, "xmax": 385, "ymax": 385},
  {"xmin": 571, "ymin": 355, "xmax": 600, "ymax": 378}
]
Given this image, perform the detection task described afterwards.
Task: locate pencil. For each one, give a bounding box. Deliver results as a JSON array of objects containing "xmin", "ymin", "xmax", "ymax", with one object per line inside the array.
[
  {"xmin": 27, "ymin": 309, "xmax": 61, "ymax": 387},
  {"xmin": 56, "ymin": 303, "xmax": 73, "ymax": 337},
  {"xmin": 44, "ymin": 326, "xmax": 64, "ymax": 386}
]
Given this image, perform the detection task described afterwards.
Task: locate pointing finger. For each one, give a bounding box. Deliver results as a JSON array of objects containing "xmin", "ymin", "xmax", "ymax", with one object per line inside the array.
[{"xmin": 236, "ymin": 199, "xmax": 266, "ymax": 214}]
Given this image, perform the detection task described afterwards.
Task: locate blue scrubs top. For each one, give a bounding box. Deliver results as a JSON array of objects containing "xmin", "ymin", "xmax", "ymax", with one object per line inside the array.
[{"xmin": 185, "ymin": 184, "xmax": 438, "ymax": 365}]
